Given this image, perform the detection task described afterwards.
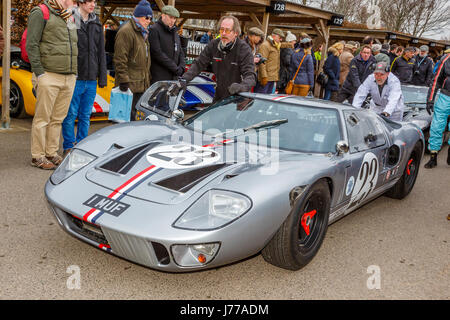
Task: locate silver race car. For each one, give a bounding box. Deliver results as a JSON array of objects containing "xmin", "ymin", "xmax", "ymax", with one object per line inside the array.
[{"xmin": 46, "ymin": 82, "xmax": 425, "ymax": 272}]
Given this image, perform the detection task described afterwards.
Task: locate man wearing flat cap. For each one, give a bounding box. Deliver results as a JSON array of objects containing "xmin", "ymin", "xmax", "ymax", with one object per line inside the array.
[
  {"xmin": 255, "ymin": 28, "xmax": 285, "ymax": 93},
  {"xmin": 114, "ymin": 0, "xmax": 152, "ymax": 120},
  {"xmin": 245, "ymin": 27, "xmax": 264, "ymax": 65},
  {"xmin": 411, "ymin": 45, "xmax": 434, "ymax": 87},
  {"xmin": 149, "ymin": 5, "xmax": 185, "ymax": 84}
]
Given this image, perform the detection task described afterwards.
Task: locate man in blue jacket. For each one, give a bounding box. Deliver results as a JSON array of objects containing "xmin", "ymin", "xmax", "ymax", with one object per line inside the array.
[
  {"xmin": 336, "ymin": 45, "xmax": 376, "ymax": 104},
  {"xmin": 62, "ymin": 0, "xmax": 107, "ymax": 156}
]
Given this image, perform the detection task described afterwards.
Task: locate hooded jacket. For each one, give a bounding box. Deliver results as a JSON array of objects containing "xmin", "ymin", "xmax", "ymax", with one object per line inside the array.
[
  {"xmin": 73, "ymin": 9, "xmax": 107, "ymax": 87},
  {"xmin": 323, "ymin": 47, "xmax": 341, "ymax": 91},
  {"xmin": 257, "ymin": 36, "xmax": 281, "ymax": 82},
  {"xmin": 149, "ymin": 18, "xmax": 185, "ymax": 84},
  {"xmin": 278, "ymin": 42, "xmax": 295, "ymax": 90},
  {"xmin": 289, "ymin": 47, "xmax": 314, "ymax": 87}
]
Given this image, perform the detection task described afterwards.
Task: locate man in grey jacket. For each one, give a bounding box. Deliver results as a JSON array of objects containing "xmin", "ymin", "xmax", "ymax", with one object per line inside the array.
[{"xmin": 353, "ymin": 62, "xmax": 405, "ymax": 121}]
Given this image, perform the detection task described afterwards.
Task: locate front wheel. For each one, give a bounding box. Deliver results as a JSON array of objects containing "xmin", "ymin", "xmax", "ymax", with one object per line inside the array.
[
  {"xmin": 9, "ymin": 81, "xmax": 27, "ymax": 118},
  {"xmin": 262, "ymin": 180, "xmax": 330, "ymax": 270}
]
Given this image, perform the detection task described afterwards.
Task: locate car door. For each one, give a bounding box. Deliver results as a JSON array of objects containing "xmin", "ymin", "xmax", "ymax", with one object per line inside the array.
[{"xmin": 341, "ymin": 110, "xmax": 389, "ymax": 213}]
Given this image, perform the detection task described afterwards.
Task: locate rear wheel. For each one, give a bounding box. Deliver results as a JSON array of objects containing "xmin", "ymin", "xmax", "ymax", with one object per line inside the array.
[
  {"xmin": 262, "ymin": 180, "xmax": 330, "ymax": 270},
  {"xmin": 385, "ymin": 142, "xmax": 422, "ymax": 199}
]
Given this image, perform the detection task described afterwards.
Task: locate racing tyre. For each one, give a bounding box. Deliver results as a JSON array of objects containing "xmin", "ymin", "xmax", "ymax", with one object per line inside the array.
[
  {"xmin": 262, "ymin": 180, "xmax": 330, "ymax": 270},
  {"xmin": 9, "ymin": 81, "xmax": 27, "ymax": 118},
  {"xmin": 385, "ymin": 141, "xmax": 422, "ymax": 199}
]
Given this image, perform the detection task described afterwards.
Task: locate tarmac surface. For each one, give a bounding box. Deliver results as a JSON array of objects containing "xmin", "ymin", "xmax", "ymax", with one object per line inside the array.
[{"xmin": 0, "ymin": 118, "xmax": 449, "ymax": 300}]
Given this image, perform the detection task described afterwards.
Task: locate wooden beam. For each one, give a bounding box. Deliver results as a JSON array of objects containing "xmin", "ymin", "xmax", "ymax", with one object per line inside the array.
[
  {"xmin": 168, "ymin": 0, "xmax": 175, "ymax": 6},
  {"xmin": 1, "ymin": 0, "xmax": 11, "ymax": 129},
  {"xmin": 100, "ymin": 5, "xmax": 118, "ymax": 25},
  {"xmin": 262, "ymin": 12, "xmax": 270, "ymax": 38},
  {"xmin": 155, "ymin": 0, "xmax": 166, "ymax": 11},
  {"xmin": 249, "ymin": 12, "xmax": 262, "ymax": 29}
]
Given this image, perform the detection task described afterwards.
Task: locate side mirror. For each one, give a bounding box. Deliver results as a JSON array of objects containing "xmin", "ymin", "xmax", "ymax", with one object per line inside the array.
[
  {"xmin": 11, "ymin": 61, "xmax": 20, "ymax": 70},
  {"xmin": 172, "ymin": 109, "xmax": 184, "ymax": 121},
  {"xmin": 336, "ymin": 140, "xmax": 349, "ymax": 155}
]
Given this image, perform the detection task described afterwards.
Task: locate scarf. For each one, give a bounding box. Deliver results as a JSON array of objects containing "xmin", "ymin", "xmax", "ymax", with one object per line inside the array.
[
  {"xmin": 47, "ymin": 0, "xmax": 72, "ymax": 22},
  {"xmin": 133, "ymin": 17, "xmax": 149, "ymax": 40}
]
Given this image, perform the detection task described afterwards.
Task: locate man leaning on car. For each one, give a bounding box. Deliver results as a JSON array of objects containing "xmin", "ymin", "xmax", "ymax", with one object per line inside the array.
[{"xmin": 26, "ymin": 0, "xmax": 78, "ymax": 170}]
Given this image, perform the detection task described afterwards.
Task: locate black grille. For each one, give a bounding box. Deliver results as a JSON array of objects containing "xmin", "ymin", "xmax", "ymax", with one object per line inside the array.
[
  {"xmin": 65, "ymin": 213, "xmax": 108, "ymax": 245},
  {"xmin": 151, "ymin": 242, "xmax": 170, "ymax": 265}
]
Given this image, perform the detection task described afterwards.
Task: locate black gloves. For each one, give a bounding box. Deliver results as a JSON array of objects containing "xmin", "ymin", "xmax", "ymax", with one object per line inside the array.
[
  {"xmin": 426, "ymin": 101, "xmax": 434, "ymax": 115},
  {"xmin": 228, "ymin": 83, "xmax": 244, "ymax": 95},
  {"xmin": 119, "ymin": 82, "xmax": 129, "ymax": 92},
  {"xmin": 176, "ymin": 66, "xmax": 185, "ymax": 76}
]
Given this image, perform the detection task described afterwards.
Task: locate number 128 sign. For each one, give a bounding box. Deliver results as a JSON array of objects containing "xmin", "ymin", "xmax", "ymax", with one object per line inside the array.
[{"xmin": 268, "ymin": 1, "xmax": 286, "ymax": 14}]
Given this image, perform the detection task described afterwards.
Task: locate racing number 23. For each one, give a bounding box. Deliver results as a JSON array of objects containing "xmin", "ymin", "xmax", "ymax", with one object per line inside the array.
[{"xmin": 348, "ymin": 153, "xmax": 379, "ymax": 209}]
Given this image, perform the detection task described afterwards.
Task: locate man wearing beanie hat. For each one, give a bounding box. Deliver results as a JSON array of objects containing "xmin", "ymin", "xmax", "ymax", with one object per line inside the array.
[
  {"xmin": 149, "ymin": 5, "xmax": 185, "ymax": 84},
  {"xmin": 411, "ymin": 45, "xmax": 434, "ymax": 86},
  {"xmin": 255, "ymin": 28, "xmax": 285, "ymax": 93},
  {"xmin": 114, "ymin": 0, "xmax": 152, "ymax": 120}
]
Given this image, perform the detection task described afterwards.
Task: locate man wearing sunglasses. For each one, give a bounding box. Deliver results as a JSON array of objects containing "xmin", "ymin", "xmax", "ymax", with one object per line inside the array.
[
  {"xmin": 114, "ymin": 0, "xmax": 152, "ymax": 120},
  {"xmin": 149, "ymin": 5, "xmax": 185, "ymax": 84},
  {"xmin": 181, "ymin": 15, "xmax": 256, "ymax": 102}
]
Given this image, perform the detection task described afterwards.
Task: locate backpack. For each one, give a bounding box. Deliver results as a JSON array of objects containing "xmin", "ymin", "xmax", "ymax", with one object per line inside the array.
[{"xmin": 20, "ymin": 4, "xmax": 50, "ymax": 63}]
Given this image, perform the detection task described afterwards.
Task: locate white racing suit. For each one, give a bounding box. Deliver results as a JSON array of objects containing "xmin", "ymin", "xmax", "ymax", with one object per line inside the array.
[{"xmin": 352, "ymin": 73, "xmax": 405, "ymax": 121}]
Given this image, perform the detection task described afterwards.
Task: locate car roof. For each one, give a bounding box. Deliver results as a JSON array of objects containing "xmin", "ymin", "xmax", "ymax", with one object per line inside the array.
[{"xmin": 240, "ymin": 92, "xmax": 356, "ymax": 112}]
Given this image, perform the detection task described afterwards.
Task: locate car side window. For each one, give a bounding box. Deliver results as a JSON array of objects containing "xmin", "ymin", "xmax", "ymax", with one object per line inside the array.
[{"xmin": 344, "ymin": 110, "xmax": 386, "ymax": 153}]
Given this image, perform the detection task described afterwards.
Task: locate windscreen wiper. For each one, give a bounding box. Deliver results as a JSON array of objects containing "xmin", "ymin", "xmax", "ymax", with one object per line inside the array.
[{"xmin": 214, "ymin": 119, "xmax": 288, "ymax": 140}]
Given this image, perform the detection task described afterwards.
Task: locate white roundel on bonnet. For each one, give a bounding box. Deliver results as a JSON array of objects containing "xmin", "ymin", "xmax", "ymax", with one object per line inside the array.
[{"xmin": 146, "ymin": 144, "xmax": 221, "ymax": 169}]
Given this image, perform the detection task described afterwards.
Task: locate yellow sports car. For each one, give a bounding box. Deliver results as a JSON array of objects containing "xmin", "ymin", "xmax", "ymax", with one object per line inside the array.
[{"xmin": 0, "ymin": 46, "xmax": 114, "ymax": 119}]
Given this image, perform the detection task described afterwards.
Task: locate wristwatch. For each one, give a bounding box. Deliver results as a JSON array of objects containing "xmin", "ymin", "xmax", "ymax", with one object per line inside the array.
[{"xmin": 381, "ymin": 112, "xmax": 390, "ymax": 117}]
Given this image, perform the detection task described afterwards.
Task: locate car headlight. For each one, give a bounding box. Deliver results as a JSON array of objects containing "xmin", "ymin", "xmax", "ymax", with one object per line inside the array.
[
  {"xmin": 173, "ymin": 190, "xmax": 252, "ymax": 230},
  {"xmin": 50, "ymin": 149, "xmax": 96, "ymax": 185}
]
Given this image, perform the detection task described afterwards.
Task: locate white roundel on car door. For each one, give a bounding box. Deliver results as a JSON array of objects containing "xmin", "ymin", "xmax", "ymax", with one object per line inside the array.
[
  {"xmin": 348, "ymin": 152, "xmax": 379, "ymax": 209},
  {"xmin": 146, "ymin": 144, "xmax": 221, "ymax": 169}
]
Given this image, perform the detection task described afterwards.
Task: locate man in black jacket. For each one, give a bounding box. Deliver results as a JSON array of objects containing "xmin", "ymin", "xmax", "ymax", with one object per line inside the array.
[
  {"xmin": 411, "ymin": 45, "xmax": 434, "ymax": 87},
  {"xmin": 390, "ymin": 47, "xmax": 415, "ymax": 84},
  {"xmin": 181, "ymin": 15, "xmax": 256, "ymax": 102},
  {"xmin": 149, "ymin": 5, "xmax": 185, "ymax": 84},
  {"xmin": 62, "ymin": 0, "xmax": 107, "ymax": 155},
  {"xmin": 335, "ymin": 45, "xmax": 376, "ymax": 104}
]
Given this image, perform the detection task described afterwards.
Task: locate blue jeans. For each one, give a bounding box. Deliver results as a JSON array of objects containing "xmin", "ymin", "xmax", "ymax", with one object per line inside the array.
[
  {"xmin": 62, "ymin": 80, "xmax": 97, "ymax": 151},
  {"xmin": 428, "ymin": 93, "xmax": 450, "ymax": 152}
]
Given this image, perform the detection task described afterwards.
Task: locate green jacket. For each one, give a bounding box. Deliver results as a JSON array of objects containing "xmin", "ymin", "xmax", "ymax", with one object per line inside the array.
[
  {"xmin": 113, "ymin": 19, "xmax": 151, "ymax": 93},
  {"xmin": 26, "ymin": 1, "xmax": 78, "ymax": 76}
]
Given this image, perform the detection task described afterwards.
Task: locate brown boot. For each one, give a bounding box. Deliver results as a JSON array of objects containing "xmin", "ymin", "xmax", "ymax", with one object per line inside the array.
[
  {"xmin": 31, "ymin": 157, "xmax": 57, "ymax": 170},
  {"xmin": 46, "ymin": 154, "xmax": 63, "ymax": 166}
]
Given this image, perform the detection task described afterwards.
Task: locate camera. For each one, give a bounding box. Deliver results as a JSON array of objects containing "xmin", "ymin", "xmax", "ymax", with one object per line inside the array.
[{"xmin": 255, "ymin": 53, "xmax": 267, "ymax": 66}]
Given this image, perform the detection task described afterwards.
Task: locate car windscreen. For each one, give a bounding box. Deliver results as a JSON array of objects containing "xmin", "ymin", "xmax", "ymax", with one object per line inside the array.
[
  {"xmin": 402, "ymin": 86, "xmax": 428, "ymax": 106},
  {"xmin": 183, "ymin": 96, "xmax": 342, "ymax": 153}
]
